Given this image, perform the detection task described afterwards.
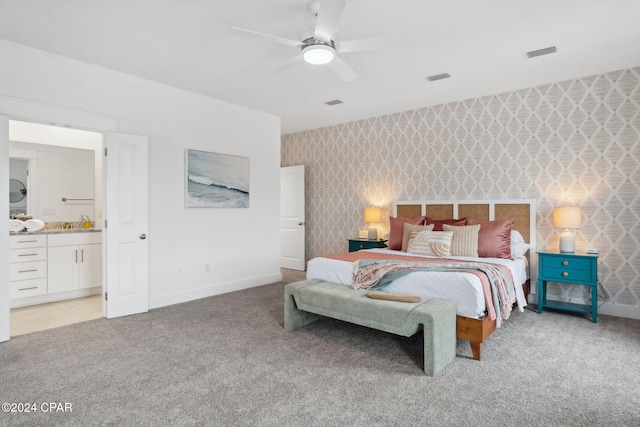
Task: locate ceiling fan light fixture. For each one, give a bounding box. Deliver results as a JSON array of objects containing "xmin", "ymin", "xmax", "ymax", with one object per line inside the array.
[{"xmin": 302, "ymin": 43, "xmax": 335, "ymax": 65}]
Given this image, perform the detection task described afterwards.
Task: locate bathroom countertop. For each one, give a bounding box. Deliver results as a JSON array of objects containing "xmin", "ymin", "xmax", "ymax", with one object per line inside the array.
[{"xmin": 10, "ymin": 228, "xmax": 102, "ymax": 235}]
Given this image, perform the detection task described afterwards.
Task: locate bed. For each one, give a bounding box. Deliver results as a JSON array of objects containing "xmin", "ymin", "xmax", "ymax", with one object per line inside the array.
[{"xmin": 304, "ymin": 199, "xmax": 536, "ymax": 361}]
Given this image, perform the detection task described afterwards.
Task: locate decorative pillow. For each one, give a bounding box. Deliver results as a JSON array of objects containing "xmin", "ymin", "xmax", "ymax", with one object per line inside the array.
[
  {"xmin": 442, "ymin": 224, "xmax": 480, "ymax": 257},
  {"xmin": 425, "ymin": 217, "xmax": 468, "ymax": 231},
  {"xmin": 510, "ymin": 230, "xmax": 530, "ymax": 259},
  {"xmin": 401, "ymin": 223, "xmax": 434, "ymax": 252},
  {"xmin": 467, "ymin": 218, "xmax": 515, "ymax": 259},
  {"xmin": 407, "ymin": 230, "xmax": 454, "ymax": 257},
  {"xmin": 388, "ymin": 216, "xmax": 425, "ymax": 250}
]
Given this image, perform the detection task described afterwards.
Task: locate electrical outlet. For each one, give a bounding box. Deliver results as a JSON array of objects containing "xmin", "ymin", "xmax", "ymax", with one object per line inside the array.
[
  {"xmin": 177, "ymin": 265, "xmax": 183, "ymax": 275},
  {"xmin": 205, "ymin": 263, "xmax": 211, "ymax": 273}
]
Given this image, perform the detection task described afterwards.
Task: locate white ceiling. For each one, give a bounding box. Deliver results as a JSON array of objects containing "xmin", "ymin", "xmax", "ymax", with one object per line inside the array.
[{"xmin": 1, "ymin": 0, "xmax": 639, "ymax": 135}]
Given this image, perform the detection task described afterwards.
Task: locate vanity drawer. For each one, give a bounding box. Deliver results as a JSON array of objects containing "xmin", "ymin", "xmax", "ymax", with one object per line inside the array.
[
  {"xmin": 10, "ymin": 278, "xmax": 47, "ymax": 299},
  {"xmin": 9, "ymin": 261, "xmax": 47, "ymax": 281},
  {"xmin": 9, "ymin": 247, "xmax": 47, "ymax": 263},
  {"xmin": 9, "ymin": 234, "xmax": 47, "ymax": 249}
]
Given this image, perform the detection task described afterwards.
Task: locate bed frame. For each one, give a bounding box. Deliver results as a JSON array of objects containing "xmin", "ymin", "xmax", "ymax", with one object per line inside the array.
[{"xmin": 394, "ymin": 199, "xmax": 536, "ymax": 360}]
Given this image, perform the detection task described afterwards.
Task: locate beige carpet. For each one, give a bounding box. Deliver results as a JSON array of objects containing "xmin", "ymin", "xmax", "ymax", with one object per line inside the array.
[{"xmin": 1, "ymin": 270, "xmax": 638, "ymax": 426}]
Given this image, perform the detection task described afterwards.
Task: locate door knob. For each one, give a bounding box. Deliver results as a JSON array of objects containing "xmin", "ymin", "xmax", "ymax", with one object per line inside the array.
[{"xmin": 139, "ymin": 234, "xmax": 147, "ymax": 240}]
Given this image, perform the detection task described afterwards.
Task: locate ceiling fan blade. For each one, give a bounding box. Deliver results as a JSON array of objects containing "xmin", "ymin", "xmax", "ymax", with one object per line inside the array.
[
  {"xmin": 337, "ymin": 35, "xmax": 404, "ymax": 54},
  {"xmin": 314, "ymin": 0, "xmax": 346, "ymax": 41},
  {"xmin": 326, "ymin": 56, "xmax": 358, "ymax": 82},
  {"xmin": 228, "ymin": 27, "xmax": 301, "ymax": 47},
  {"xmin": 267, "ymin": 55, "xmax": 303, "ymax": 77}
]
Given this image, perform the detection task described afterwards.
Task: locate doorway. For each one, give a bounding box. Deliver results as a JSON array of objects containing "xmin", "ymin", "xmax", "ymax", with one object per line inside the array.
[
  {"xmin": 8, "ymin": 120, "xmax": 104, "ymax": 336},
  {"xmin": 2, "ymin": 103, "xmax": 150, "ymax": 343},
  {"xmin": 280, "ymin": 165, "xmax": 305, "ymax": 271}
]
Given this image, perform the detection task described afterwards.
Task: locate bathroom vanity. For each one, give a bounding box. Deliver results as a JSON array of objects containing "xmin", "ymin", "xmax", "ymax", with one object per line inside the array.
[{"xmin": 9, "ymin": 230, "xmax": 102, "ymax": 308}]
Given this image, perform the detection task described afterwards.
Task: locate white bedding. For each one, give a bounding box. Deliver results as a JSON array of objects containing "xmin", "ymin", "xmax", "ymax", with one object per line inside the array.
[{"xmin": 306, "ymin": 248, "xmax": 528, "ymax": 319}]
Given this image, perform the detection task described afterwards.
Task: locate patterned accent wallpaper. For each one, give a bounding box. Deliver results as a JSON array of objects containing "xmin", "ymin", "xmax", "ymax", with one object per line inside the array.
[{"xmin": 281, "ymin": 67, "xmax": 640, "ymax": 313}]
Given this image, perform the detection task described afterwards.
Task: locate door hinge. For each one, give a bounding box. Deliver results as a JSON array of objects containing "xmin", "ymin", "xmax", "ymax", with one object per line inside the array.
[
  {"xmin": 104, "ymin": 220, "xmax": 107, "ymax": 229},
  {"xmin": 105, "ymin": 292, "xmax": 108, "ymax": 301},
  {"xmin": 104, "ymin": 147, "xmax": 108, "ymax": 156}
]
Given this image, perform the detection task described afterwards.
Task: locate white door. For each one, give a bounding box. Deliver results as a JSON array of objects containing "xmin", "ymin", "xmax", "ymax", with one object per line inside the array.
[
  {"xmin": 104, "ymin": 132, "xmax": 149, "ymax": 318},
  {"xmin": 0, "ymin": 115, "xmax": 9, "ymax": 342},
  {"xmin": 280, "ymin": 165, "xmax": 305, "ymax": 271}
]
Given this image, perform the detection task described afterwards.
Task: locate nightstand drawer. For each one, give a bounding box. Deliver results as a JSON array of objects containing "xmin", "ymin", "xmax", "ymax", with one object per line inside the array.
[
  {"xmin": 542, "ymin": 266, "xmax": 594, "ymax": 283},
  {"xmin": 348, "ymin": 239, "xmax": 387, "ymax": 252},
  {"xmin": 540, "ymin": 256, "xmax": 592, "ymax": 271}
]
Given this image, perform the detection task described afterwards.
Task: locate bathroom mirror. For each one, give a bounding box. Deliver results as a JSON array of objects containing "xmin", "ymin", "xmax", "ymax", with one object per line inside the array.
[{"xmin": 9, "ymin": 179, "xmax": 26, "ymax": 203}]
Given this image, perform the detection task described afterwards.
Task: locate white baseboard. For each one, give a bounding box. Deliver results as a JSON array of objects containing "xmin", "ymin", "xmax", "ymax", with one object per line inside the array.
[
  {"xmin": 597, "ymin": 302, "xmax": 640, "ymax": 320},
  {"xmin": 149, "ymin": 272, "xmax": 283, "ymax": 310}
]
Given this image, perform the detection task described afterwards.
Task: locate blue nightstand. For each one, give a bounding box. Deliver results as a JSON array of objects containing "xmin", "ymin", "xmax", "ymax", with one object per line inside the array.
[{"xmin": 537, "ymin": 251, "xmax": 599, "ymax": 322}]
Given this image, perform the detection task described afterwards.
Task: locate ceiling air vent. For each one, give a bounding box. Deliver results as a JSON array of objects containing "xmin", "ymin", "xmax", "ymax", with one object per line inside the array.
[
  {"xmin": 525, "ymin": 46, "xmax": 558, "ymax": 59},
  {"xmin": 325, "ymin": 99, "xmax": 343, "ymax": 106},
  {"xmin": 426, "ymin": 73, "xmax": 451, "ymax": 82}
]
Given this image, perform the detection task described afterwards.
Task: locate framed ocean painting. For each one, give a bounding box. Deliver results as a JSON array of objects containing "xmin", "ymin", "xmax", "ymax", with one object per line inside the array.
[{"xmin": 186, "ymin": 149, "xmax": 250, "ymax": 208}]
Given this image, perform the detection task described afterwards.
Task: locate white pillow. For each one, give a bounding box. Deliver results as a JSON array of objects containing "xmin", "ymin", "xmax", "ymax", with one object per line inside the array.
[
  {"xmin": 407, "ymin": 230, "xmax": 454, "ymax": 257},
  {"xmin": 510, "ymin": 230, "xmax": 530, "ymax": 259},
  {"xmin": 511, "ymin": 230, "xmax": 526, "ymax": 245}
]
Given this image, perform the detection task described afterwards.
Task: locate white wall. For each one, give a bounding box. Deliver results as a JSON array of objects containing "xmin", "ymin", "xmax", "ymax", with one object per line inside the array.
[{"xmin": 0, "ymin": 39, "xmax": 282, "ymax": 311}]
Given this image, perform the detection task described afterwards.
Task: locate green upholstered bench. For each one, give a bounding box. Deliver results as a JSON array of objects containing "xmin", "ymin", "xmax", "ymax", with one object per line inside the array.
[{"xmin": 284, "ymin": 279, "xmax": 456, "ymax": 376}]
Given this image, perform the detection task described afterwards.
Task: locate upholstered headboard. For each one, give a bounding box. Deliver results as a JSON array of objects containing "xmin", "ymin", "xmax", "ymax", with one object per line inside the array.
[{"xmin": 393, "ymin": 199, "xmax": 536, "ymax": 250}]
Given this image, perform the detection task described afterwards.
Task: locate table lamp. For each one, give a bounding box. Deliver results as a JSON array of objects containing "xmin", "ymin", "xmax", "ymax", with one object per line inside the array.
[
  {"xmin": 554, "ymin": 206, "xmax": 581, "ymax": 253},
  {"xmin": 364, "ymin": 207, "xmax": 382, "ymax": 240}
]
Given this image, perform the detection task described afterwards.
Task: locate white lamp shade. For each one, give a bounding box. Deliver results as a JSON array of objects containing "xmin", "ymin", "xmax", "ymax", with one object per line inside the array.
[
  {"xmin": 554, "ymin": 207, "xmax": 581, "ymax": 229},
  {"xmin": 554, "ymin": 206, "xmax": 581, "ymax": 253},
  {"xmin": 364, "ymin": 207, "xmax": 382, "ymax": 224},
  {"xmin": 365, "ymin": 207, "xmax": 382, "ymax": 240},
  {"xmin": 302, "ymin": 44, "xmax": 335, "ymax": 65}
]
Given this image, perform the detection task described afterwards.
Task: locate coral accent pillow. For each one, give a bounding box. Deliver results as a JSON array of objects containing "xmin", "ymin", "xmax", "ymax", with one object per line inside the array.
[
  {"xmin": 467, "ymin": 218, "xmax": 515, "ymax": 259},
  {"xmin": 425, "ymin": 217, "xmax": 468, "ymax": 231},
  {"xmin": 401, "ymin": 223, "xmax": 435, "ymax": 252},
  {"xmin": 388, "ymin": 216, "xmax": 424, "ymax": 250}
]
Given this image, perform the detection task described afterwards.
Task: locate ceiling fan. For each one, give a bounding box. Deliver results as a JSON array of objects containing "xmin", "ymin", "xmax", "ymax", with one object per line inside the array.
[{"xmin": 229, "ymin": 0, "xmax": 388, "ymax": 82}]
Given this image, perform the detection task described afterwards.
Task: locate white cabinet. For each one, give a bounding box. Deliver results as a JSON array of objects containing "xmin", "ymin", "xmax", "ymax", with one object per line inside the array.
[
  {"xmin": 47, "ymin": 233, "xmax": 102, "ymax": 294},
  {"xmin": 9, "ymin": 235, "xmax": 47, "ymax": 299}
]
